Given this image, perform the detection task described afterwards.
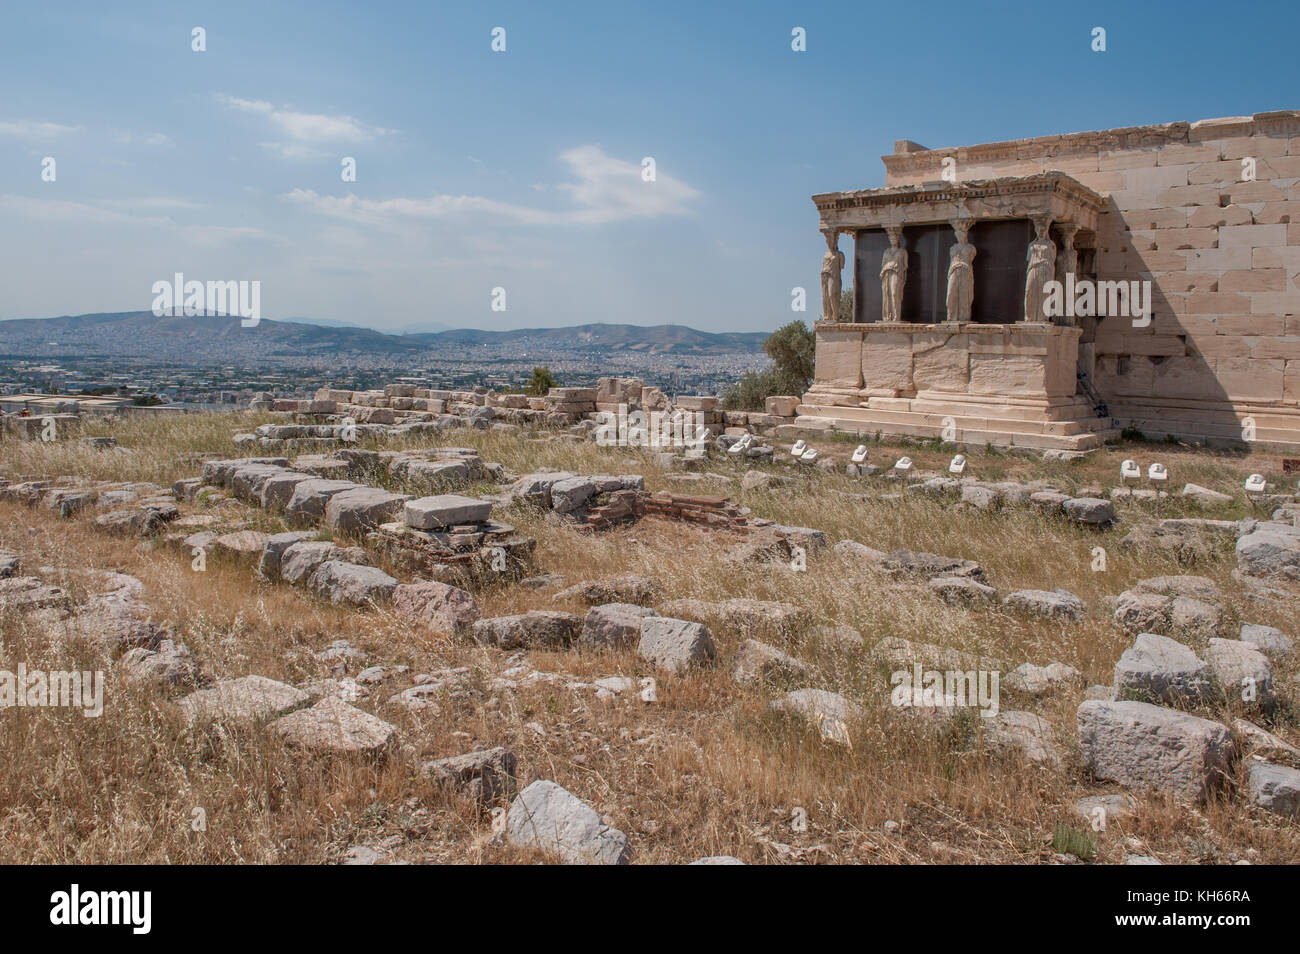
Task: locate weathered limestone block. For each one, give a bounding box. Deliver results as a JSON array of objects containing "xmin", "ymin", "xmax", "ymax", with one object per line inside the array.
[
  {"xmin": 391, "ymin": 580, "xmax": 480, "ymax": 634},
  {"xmin": 271, "ymin": 697, "xmax": 397, "ymax": 756},
  {"xmin": 306, "ymin": 561, "xmax": 398, "ymax": 606},
  {"xmin": 424, "ymin": 747, "xmax": 518, "ymax": 809},
  {"xmin": 732, "ymin": 639, "xmax": 807, "ymax": 686},
  {"xmin": 472, "ymin": 611, "xmax": 583, "ymax": 649},
  {"xmin": 580, "ymin": 603, "xmax": 659, "ymax": 649},
  {"xmin": 1248, "ymin": 760, "xmax": 1300, "ymax": 818},
  {"xmin": 178, "ymin": 675, "xmax": 309, "ymax": 725},
  {"xmin": 1077, "ymin": 700, "xmax": 1236, "ymax": 801},
  {"xmin": 1114, "ymin": 632, "xmax": 1212, "ymax": 705},
  {"xmin": 1002, "ymin": 589, "xmax": 1085, "ymax": 620},
  {"xmin": 404, "ymin": 494, "xmax": 492, "ymax": 529},
  {"xmin": 285, "ymin": 479, "xmax": 362, "ymax": 525},
  {"xmin": 1205, "ymin": 638, "xmax": 1273, "ymax": 706},
  {"xmin": 506, "ymin": 780, "xmax": 630, "ymax": 865},
  {"xmin": 638, "ymin": 617, "xmax": 716, "ymax": 673},
  {"xmin": 325, "ymin": 487, "xmax": 412, "ymax": 534}
]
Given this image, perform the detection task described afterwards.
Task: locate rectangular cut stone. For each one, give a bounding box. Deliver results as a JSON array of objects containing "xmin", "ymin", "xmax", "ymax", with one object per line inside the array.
[
  {"xmin": 860, "ymin": 332, "xmax": 914, "ymax": 391},
  {"xmin": 404, "ymin": 494, "xmax": 493, "ymax": 530},
  {"xmin": 814, "ymin": 327, "xmax": 863, "ymax": 388}
]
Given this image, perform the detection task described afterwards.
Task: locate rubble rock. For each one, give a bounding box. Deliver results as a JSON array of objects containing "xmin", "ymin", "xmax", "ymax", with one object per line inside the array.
[
  {"xmin": 306, "ymin": 561, "xmax": 398, "ymax": 606},
  {"xmin": 1114, "ymin": 632, "xmax": 1212, "ymax": 705},
  {"xmin": 732, "ymin": 639, "xmax": 807, "ymax": 686},
  {"xmin": 178, "ymin": 675, "xmax": 309, "ymax": 725},
  {"xmin": 1077, "ymin": 700, "xmax": 1236, "ymax": 801},
  {"xmin": 391, "ymin": 580, "xmax": 480, "ymax": 634},
  {"xmin": 638, "ymin": 617, "xmax": 716, "ymax": 673},
  {"xmin": 424, "ymin": 747, "xmax": 518, "ymax": 809},
  {"xmin": 1205, "ymin": 638, "xmax": 1273, "ymax": 706},
  {"xmin": 472, "ymin": 611, "xmax": 583, "ymax": 649},
  {"xmin": 506, "ymin": 780, "xmax": 630, "ymax": 865},
  {"xmin": 1002, "ymin": 588, "xmax": 1085, "ymax": 621},
  {"xmin": 580, "ymin": 603, "xmax": 659, "ymax": 649},
  {"xmin": 271, "ymin": 697, "xmax": 397, "ymax": 756}
]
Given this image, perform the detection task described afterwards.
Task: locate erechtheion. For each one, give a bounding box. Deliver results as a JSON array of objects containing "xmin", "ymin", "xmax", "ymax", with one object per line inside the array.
[{"xmin": 799, "ymin": 112, "xmax": 1300, "ymax": 451}]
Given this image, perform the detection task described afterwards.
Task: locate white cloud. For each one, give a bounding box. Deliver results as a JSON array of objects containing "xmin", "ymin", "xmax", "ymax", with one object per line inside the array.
[
  {"xmin": 215, "ymin": 94, "xmax": 393, "ymax": 147},
  {"xmin": 0, "ymin": 119, "xmax": 82, "ymax": 139},
  {"xmin": 100, "ymin": 197, "xmax": 205, "ymax": 211},
  {"xmin": 0, "ymin": 195, "xmax": 281, "ymax": 245},
  {"xmin": 285, "ymin": 146, "xmax": 699, "ymax": 226},
  {"xmin": 259, "ymin": 141, "xmax": 328, "ymax": 160},
  {"xmin": 114, "ymin": 130, "xmax": 174, "ymax": 147}
]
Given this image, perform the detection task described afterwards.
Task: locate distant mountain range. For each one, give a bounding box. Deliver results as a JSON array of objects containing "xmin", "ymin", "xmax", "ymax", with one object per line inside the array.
[{"xmin": 0, "ymin": 312, "xmax": 770, "ymax": 364}]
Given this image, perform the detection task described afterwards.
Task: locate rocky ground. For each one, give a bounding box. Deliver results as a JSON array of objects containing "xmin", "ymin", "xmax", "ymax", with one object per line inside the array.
[{"xmin": 0, "ymin": 410, "xmax": 1297, "ymax": 864}]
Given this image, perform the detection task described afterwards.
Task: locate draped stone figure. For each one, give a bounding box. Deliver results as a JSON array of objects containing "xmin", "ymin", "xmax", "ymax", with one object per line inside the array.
[
  {"xmin": 1053, "ymin": 223, "xmax": 1080, "ymax": 327},
  {"xmin": 945, "ymin": 219, "xmax": 976, "ymax": 322},
  {"xmin": 1023, "ymin": 216, "xmax": 1056, "ymax": 322},
  {"xmin": 880, "ymin": 226, "xmax": 907, "ymax": 322},
  {"xmin": 820, "ymin": 230, "xmax": 845, "ymax": 322}
]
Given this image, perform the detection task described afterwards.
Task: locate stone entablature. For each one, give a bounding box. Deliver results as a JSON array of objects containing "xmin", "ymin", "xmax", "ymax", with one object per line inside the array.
[
  {"xmin": 813, "ymin": 173, "xmax": 1105, "ymax": 233},
  {"xmin": 880, "ymin": 112, "xmax": 1300, "ymax": 184}
]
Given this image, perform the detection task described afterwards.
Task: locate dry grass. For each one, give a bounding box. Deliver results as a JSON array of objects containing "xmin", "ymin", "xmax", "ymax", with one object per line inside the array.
[{"xmin": 0, "ymin": 412, "xmax": 1296, "ymax": 864}]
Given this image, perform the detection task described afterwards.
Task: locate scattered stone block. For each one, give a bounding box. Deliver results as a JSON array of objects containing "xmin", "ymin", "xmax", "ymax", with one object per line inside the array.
[
  {"xmin": 391, "ymin": 580, "xmax": 480, "ymax": 634},
  {"xmin": 553, "ymin": 574, "xmax": 659, "ymax": 606},
  {"xmin": 472, "ymin": 611, "xmax": 583, "ymax": 649},
  {"xmin": 424, "ymin": 747, "xmax": 518, "ymax": 809},
  {"xmin": 271, "ymin": 697, "xmax": 397, "ymax": 756},
  {"xmin": 984, "ymin": 710, "xmax": 1062, "ymax": 765},
  {"xmin": 1002, "ymin": 588, "xmax": 1085, "ymax": 620},
  {"xmin": 1247, "ymin": 760, "xmax": 1300, "ymax": 818},
  {"xmin": 178, "ymin": 675, "xmax": 309, "ymax": 725},
  {"xmin": 638, "ymin": 616, "xmax": 716, "ymax": 673},
  {"xmin": 1238, "ymin": 622, "xmax": 1294, "ymax": 659},
  {"xmin": 1004, "ymin": 662, "xmax": 1084, "ymax": 696},
  {"xmin": 1114, "ymin": 632, "xmax": 1212, "ymax": 705},
  {"xmin": 580, "ymin": 603, "xmax": 659, "ymax": 649},
  {"xmin": 1077, "ymin": 700, "xmax": 1235, "ymax": 801},
  {"xmin": 1181, "ymin": 483, "xmax": 1233, "ymax": 506},
  {"xmin": 732, "ymin": 639, "xmax": 807, "ymax": 686},
  {"xmin": 404, "ymin": 494, "xmax": 493, "ymax": 530},
  {"xmin": 928, "ymin": 575, "xmax": 997, "ymax": 605},
  {"xmin": 325, "ymin": 487, "xmax": 412, "ymax": 534},
  {"xmin": 506, "ymin": 779, "xmax": 630, "ymax": 865},
  {"xmin": 1206, "ymin": 638, "xmax": 1273, "ymax": 706},
  {"xmin": 306, "ymin": 561, "xmax": 398, "ymax": 606},
  {"xmin": 1062, "ymin": 497, "xmax": 1115, "ymax": 526}
]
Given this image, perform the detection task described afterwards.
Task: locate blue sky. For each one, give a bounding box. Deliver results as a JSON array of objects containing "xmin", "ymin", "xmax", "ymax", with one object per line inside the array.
[{"xmin": 1, "ymin": 0, "xmax": 1296, "ymax": 333}]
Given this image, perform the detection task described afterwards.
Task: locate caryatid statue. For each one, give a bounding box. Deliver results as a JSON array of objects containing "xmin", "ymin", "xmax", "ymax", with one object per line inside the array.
[
  {"xmin": 945, "ymin": 219, "xmax": 976, "ymax": 322},
  {"xmin": 820, "ymin": 230, "xmax": 845, "ymax": 322},
  {"xmin": 880, "ymin": 226, "xmax": 907, "ymax": 322},
  {"xmin": 1023, "ymin": 215, "xmax": 1056, "ymax": 322}
]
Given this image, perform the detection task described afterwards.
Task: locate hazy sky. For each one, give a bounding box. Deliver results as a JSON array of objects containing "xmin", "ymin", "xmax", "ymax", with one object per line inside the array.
[{"xmin": 2, "ymin": 0, "xmax": 1297, "ymax": 333}]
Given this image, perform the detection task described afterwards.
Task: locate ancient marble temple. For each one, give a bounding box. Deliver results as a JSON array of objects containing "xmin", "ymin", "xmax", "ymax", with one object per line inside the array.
[{"xmin": 797, "ymin": 112, "xmax": 1300, "ymax": 451}]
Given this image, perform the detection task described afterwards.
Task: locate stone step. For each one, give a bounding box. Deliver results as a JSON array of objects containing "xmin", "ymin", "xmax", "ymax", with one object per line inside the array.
[{"xmin": 783, "ymin": 408, "xmax": 1120, "ymax": 450}]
